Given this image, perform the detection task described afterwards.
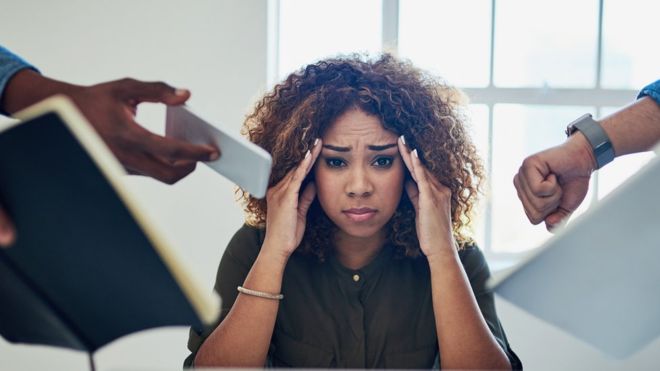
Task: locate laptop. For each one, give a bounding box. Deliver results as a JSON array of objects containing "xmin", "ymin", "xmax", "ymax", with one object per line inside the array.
[{"xmin": 489, "ymin": 147, "xmax": 660, "ymax": 359}]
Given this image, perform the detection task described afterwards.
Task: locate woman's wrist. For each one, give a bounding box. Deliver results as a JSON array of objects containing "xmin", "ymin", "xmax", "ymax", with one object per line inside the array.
[
  {"xmin": 258, "ymin": 239, "xmax": 292, "ymax": 267},
  {"xmin": 240, "ymin": 247, "xmax": 289, "ymax": 299},
  {"xmin": 424, "ymin": 245, "xmax": 460, "ymax": 266}
]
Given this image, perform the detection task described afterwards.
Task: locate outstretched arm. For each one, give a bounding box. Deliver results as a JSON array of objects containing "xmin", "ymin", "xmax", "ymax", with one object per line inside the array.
[
  {"xmin": 0, "ymin": 46, "xmax": 221, "ymax": 246},
  {"xmin": 514, "ymin": 82, "xmax": 660, "ymax": 230},
  {"xmin": 2, "ymin": 69, "xmax": 219, "ymax": 183}
]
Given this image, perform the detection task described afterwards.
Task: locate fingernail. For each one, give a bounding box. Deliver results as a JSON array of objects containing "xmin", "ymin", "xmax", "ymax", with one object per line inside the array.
[
  {"xmin": 399, "ymin": 135, "xmax": 406, "ymax": 145},
  {"xmin": 313, "ymin": 138, "xmax": 319, "ymax": 147},
  {"xmin": 208, "ymin": 151, "xmax": 220, "ymax": 161},
  {"xmin": 304, "ymin": 150, "xmax": 311, "ymax": 159},
  {"xmin": 412, "ymin": 149, "xmax": 419, "ymax": 158},
  {"xmin": 174, "ymin": 88, "xmax": 189, "ymax": 96}
]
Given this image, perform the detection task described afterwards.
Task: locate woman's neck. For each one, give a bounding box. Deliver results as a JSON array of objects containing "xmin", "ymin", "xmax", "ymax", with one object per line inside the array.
[{"xmin": 334, "ymin": 230, "xmax": 386, "ymax": 270}]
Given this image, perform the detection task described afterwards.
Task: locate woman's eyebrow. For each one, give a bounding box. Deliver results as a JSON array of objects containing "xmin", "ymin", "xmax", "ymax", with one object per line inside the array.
[
  {"xmin": 367, "ymin": 143, "xmax": 397, "ymax": 151},
  {"xmin": 322, "ymin": 143, "xmax": 398, "ymax": 152},
  {"xmin": 322, "ymin": 144, "xmax": 350, "ymax": 152}
]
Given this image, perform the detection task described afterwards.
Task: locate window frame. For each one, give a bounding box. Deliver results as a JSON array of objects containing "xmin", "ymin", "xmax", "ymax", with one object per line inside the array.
[{"xmin": 270, "ymin": 0, "xmax": 641, "ymax": 263}]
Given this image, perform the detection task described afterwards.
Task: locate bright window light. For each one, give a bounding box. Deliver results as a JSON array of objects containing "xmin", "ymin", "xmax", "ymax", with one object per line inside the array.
[
  {"xmin": 277, "ymin": 0, "xmax": 382, "ymax": 80},
  {"xmin": 398, "ymin": 0, "xmax": 491, "ymax": 87}
]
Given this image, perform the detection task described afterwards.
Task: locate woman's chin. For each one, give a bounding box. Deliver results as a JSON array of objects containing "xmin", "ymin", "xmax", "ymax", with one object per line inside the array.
[{"xmin": 335, "ymin": 222, "xmax": 386, "ymax": 241}]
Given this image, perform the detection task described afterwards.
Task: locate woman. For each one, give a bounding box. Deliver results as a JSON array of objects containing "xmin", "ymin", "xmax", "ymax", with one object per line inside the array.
[{"xmin": 185, "ymin": 54, "xmax": 521, "ymax": 369}]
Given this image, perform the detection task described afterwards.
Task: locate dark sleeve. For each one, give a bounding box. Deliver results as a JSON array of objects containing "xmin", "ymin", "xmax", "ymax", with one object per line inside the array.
[
  {"xmin": 459, "ymin": 246, "xmax": 523, "ymax": 370},
  {"xmin": 183, "ymin": 224, "xmax": 265, "ymax": 368}
]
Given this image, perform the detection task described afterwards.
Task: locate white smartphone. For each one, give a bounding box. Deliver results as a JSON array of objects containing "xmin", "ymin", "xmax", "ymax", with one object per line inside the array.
[{"xmin": 165, "ymin": 106, "xmax": 272, "ymax": 198}]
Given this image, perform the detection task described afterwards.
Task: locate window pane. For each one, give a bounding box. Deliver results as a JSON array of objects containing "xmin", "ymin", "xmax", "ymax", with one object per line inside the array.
[
  {"xmin": 466, "ymin": 104, "xmax": 490, "ymax": 249},
  {"xmin": 597, "ymin": 107, "xmax": 655, "ymax": 197},
  {"xmin": 468, "ymin": 104, "xmax": 490, "ymax": 167},
  {"xmin": 398, "ymin": 0, "xmax": 491, "ymax": 87},
  {"xmin": 491, "ymin": 105, "xmax": 593, "ymax": 253},
  {"xmin": 494, "ymin": 0, "xmax": 598, "ymax": 88},
  {"xmin": 278, "ymin": 0, "xmax": 382, "ymax": 79},
  {"xmin": 601, "ymin": 0, "xmax": 660, "ymax": 89}
]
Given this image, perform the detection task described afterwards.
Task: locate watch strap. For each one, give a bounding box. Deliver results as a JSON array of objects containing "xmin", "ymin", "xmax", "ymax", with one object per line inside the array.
[{"xmin": 566, "ymin": 114, "xmax": 615, "ymax": 169}]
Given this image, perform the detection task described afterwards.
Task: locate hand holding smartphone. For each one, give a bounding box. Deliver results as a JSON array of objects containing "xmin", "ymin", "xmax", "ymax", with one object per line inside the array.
[{"xmin": 165, "ymin": 106, "xmax": 272, "ymax": 198}]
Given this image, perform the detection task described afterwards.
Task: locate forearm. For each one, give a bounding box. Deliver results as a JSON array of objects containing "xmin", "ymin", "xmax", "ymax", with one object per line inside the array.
[
  {"xmin": 600, "ymin": 96, "xmax": 660, "ymax": 157},
  {"xmin": 428, "ymin": 251, "xmax": 511, "ymax": 370},
  {"xmin": 194, "ymin": 247, "xmax": 288, "ymax": 367},
  {"xmin": 0, "ymin": 69, "xmax": 82, "ymax": 115}
]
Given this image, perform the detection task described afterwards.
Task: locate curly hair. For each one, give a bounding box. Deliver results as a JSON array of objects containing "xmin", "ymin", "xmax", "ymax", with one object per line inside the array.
[{"xmin": 241, "ymin": 53, "xmax": 484, "ymax": 260}]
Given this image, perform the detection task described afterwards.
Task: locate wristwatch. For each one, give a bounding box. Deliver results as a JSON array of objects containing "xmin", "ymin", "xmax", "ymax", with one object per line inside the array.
[{"xmin": 565, "ymin": 113, "xmax": 614, "ymax": 170}]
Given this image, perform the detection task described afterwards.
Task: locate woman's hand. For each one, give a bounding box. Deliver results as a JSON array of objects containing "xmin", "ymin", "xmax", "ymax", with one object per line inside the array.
[
  {"xmin": 262, "ymin": 139, "xmax": 322, "ymax": 259},
  {"xmin": 398, "ymin": 136, "xmax": 455, "ymax": 258}
]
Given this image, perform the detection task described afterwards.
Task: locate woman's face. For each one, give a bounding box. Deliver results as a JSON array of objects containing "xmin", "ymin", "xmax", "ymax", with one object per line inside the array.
[{"xmin": 314, "ymin": 108, "xmax": 405, "ymax": 241}]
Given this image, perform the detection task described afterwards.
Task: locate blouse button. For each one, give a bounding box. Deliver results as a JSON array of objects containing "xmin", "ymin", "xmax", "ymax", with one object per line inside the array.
[{"xmin": 352, "ymin": 274, "xmax": 360, "ymax": 282}]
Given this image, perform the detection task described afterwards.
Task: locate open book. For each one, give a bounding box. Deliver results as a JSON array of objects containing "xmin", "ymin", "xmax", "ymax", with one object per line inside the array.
[
  {"xmin": 489, "ymin": 148, "xmax": 660, "ymax": 358},
  {"xmin": 0, "ymin": 96, "xmax": 220, "ymax": 354}
]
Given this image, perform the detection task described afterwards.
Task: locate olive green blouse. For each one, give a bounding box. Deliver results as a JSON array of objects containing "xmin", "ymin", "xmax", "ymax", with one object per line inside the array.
[{"xmin": 185, "ymin": 224, "xmax": 521, "ymax": 369}]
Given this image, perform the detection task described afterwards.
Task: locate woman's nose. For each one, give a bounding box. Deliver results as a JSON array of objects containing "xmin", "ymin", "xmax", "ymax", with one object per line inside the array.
[{"xmin": 346, "ymin": 167, "xmax": 374, "ymax": 198}]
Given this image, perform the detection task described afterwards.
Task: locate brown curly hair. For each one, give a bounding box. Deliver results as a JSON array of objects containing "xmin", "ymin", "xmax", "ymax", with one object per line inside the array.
[{"xmin": 241, "ymin": 53, "xmax": 484, "ymax": 260}]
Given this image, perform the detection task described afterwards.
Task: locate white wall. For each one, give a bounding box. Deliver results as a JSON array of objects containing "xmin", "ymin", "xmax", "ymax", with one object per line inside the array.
[
  {"xmin": 0, "ymin": 0, "xmax": 267, "ymax": 369},
  {"xmin": 1, "ymin": 1, "xmax": 659, "ymax": 370}
]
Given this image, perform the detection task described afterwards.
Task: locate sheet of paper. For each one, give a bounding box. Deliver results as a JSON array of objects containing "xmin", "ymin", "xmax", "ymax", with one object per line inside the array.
[
  {"xmin": 490, "ymin": 149, "xmax": 660, "ymax": 359},
  {"xmin": 166, "ymin": 106, "xmax": 272, "ymax": 198}
]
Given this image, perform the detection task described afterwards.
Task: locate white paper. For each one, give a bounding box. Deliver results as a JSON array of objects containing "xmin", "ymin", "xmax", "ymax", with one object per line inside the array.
[{"xmin": 489, "ymin": 150, "xmax": 660, "ymax": 359}]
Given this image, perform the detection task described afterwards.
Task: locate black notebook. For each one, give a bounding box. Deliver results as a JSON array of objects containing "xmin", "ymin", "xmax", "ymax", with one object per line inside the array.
[{"xmin": 0, "ymin": 96, "xmax": 219, "ymax": 353}]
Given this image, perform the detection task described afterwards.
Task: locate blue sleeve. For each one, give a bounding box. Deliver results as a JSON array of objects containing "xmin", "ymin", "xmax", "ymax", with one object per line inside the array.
[
  {"xmin": 0, "ymin": 45, "xmax": 40, "ymax": 115},
  {"xmin": 637, "ymin": 80, "xmax": 660, "ymax": 106}
]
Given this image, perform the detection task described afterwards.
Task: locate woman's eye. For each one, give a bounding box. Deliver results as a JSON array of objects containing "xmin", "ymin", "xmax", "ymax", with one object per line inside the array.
[
  {"xmin": 373, "ymin": 157, "xmax": 393, "ymax": 168},
  {"xmin": 326, "ymin": 158, "xmax": 346, "ymax": 168}
]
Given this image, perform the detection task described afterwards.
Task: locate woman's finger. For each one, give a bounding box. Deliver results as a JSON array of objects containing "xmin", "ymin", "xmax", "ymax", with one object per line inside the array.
[
  {"xmin": 290, "ymin": 139, "xmax": 322, "ymax": 190},
  {"xmin": 405, "ymin": 180, "xmax": 420, "ymax": 212},
  {"xmin": 298, "ymin": 181, "xmax": 317, "ymax": 220},
  {"xmin": 397, "ymin": 136, "xmax": 417, "ymax": 182},
  {"xmin": 269, "ymin": 138, "xmax": 322, "ymax": 201},
  {"xmin": 305, "ymin": 138, "xmax": 322, "ymax": 174},
  {"xmin": 409, "ymin": 149, "xmax": 432, "ymax": 196}
]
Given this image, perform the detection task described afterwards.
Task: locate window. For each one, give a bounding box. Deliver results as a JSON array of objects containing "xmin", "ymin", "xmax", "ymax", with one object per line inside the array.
[
  {"xmin": 273, "ymin": 0, "xmax": 658, "ymax": 259},
  {"xmin": 601, "ymin": 0, "xmax": 660, "ymax": 88},
  {"xmin": 493, "ymin": 0, "xmax": 599, "ymax": 88},
  {"xmin": 398, "ymin": 0, "xmax": 491, "ymax": 87},
  {"xmin": 274, "ymin": 0, "xmax": 382, "ymax": 82}
]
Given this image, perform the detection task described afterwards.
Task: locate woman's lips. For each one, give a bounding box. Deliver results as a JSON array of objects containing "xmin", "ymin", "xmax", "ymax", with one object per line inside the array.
[{"xmin": 342, "ymin": 208, "xmax": 378, "ymax": 222}]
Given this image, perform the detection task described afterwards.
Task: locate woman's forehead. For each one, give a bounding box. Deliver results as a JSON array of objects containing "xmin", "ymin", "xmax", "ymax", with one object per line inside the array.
[{"xmin": 322, "ymin": 109, "xmax": 398, "ymax": 144}]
